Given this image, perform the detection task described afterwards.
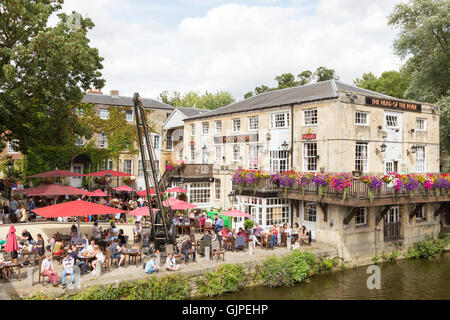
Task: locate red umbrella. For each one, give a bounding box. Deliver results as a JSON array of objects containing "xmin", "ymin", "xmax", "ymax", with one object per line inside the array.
[
  {"xmin": 128, "ymin": 207, "xmax": 156, "ymax": 216},
  {"xmin": 221, "ymin": 209, "xmax": 251, "ymax": 218},
  {"xmin": 32, "ymin": 200, "xmax": 126, "ymax": 218},
  {"xmin": 4, "ymin": 225, "xmax": 18, "ymax": 253},
  {"xmin": 28, "ymin": 170, "xmax": 85, "ymax": 178},
  {"xmin": 113, "ymin": 185, "xmax": 134, "ymax": 192},
  {"xmin": 22, "ymin": 184, "xmax": 89, "ymax": 196},
  {"xmin": 85, "ymin": 170, "xmax": 132, "ymax": 177},
  {"xmin": 137, "ymin": 188, "xmax": 156, "ymax": 196},
  {"xmin": 166, "ymin": 187, "xmax": 188, "ymax": 193},
  {"xmin": 164, "ymin": 198, "xmax": 197, "ymax": 210},
  {"xmin": 87, "ymin": 190, "xmax": 107, "ymax": 197}
]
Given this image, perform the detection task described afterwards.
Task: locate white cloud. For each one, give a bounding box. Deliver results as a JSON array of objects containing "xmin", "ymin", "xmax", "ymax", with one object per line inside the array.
[{"xmin": 59, "ymin": 0, "xmax": 402, "ymax": 100}]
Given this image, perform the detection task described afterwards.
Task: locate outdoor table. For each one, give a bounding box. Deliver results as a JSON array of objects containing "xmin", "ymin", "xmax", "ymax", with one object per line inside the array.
[
  {"xmin": 78, "ymin": 254, "xmax": 94, "ymax": 270},
  {"xmin": 1, "ymin": 262, "xmax": 21, "ymax": 283},
  {"xmin": 123, "ymin": 249, "xmax": 141, "ymax": 267},
  {"xmin": 234, "ymin": 236, "xmax": 246, "ymax": 249}
]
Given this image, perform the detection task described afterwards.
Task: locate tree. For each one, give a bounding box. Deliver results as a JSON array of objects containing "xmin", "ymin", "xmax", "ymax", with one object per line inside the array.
[
  {"xmin": 275, "ymin": 73, "xmax": 298, "ymax": 89},
  {"xmin": 354, "ymin": 71, "xmax": 411, "ymax": 99},
  {"xmin": 388, "ymin": 0, "xmax": 449, "ymax": 102},
  {"xmin": 0, "ymin": 1, "xmax": 105, "ymax": 154},
  {"xmin": 297, "ymin": 70, "xmax": 313, "ymax": 85},
  {"xmin": 314, "ymin": 67, "xmax": 339, "ymax": 82},
  {"xmin": 158, "ymin": 90, "xmax": 235, "ymax": 110}
]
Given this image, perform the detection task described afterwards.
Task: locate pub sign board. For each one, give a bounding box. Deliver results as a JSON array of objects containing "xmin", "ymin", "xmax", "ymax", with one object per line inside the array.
[{"xmin": 365, "ymin": 96, "xmax": 422, "ymax": 113}]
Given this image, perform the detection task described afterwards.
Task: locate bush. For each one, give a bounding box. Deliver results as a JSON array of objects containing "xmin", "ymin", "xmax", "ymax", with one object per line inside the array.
[
  {"xmin": 406, "ymin": 236, "xmax": 450, "ymax": 260},
  {"xmin": 196, "ymin": 264, "xmax": 245, "ymax": 297},
  {"xmin": 261, "ymin": 255, "xmax": 295, "ymax": 287},
  {"xmin": 243, "ymin": 219, "xmax": 254, "ymax": 229}
]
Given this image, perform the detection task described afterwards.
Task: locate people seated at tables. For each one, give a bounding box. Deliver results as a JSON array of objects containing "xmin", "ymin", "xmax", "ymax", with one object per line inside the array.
[
  {"xmin": 82, "ymin": 240, "xmax": 96, "ymax": 255},
  {"xmin": 205, "ymin": 215, "xmax": 213, "ymax": 226},
  {"xmin": 71, "ymin": 233, "xmax": 82, "ymax": 245},
  {"xmin": 21, "ymin": 229, "xmax": 34, "ymax": 245},
  {"xmin": 181, "ymin": 237, "xmax": 196, "ymax": 264},
  {"xmin": 145, "ymin": 254, "xmax": 161, "ymax": 274},
  {"xmin": 292, "ymin": 223, "xmax": 300, "ymax": 240},
  {"xmin": 133, "ymin": 221, "xmax": 142, "ymax": 243},
  {"xmin": 189, "ymin": 210, "xmax": 195, "ymax": 220},
  {"xmin": 46, "ymin": 235, "xmax": 55, "ymax": 252},
  {"xmin": 90, "ymin": 245, "xmax": 104, "ymax": 275},
  {"xmin": 200, "ymin": 230, "xmax": 214, "ymax": 242},
  {"xmin": 165, "ymin": 253, "xmax": 180, "ymax": 271},
  {"xmin": 61, "ymin": 252, "xmax": 76, "ymax": 288},
  {"xmin": 199, "ymin": 214, "xmax": 206, "ymax": 228},
  {"xmin": 109, "ymin": 222, "xmax": 119, "ymax": 242},
  {"xmin": 109, "ymin": 239, "xmax": 125, "ymax": 268},
  {"xmin": 213, "ymin": 214, "xmax": 224, "ymax": 235},
  {"xmin": 221, "ymin": 225, "xmax": 232, "ymax": 238},
  {"xmin": 118, "ymin": 229, "xmax": 127, "ymax": 247},
  {"xmin": 70, "ymin": 224, "xmax": 78, "ymax": 238},
  {"xmin": 52, "ymin": 238, "xmax": 65, "ymax": 257},
  {"xmin": 172, "ymin": 215, "xmax": 181, "ymax": 226},
  {"xmin": 41, "ymin": 254, "xmax": 58, "ymax": 286},
  {"xmin": 270, "ymin": 225, "xmax": 278, "ymax": 249},
  {"xmin": 69, "ymin": 245, "xmax": 87, "ymax": 275},
  {"xmin": 34, "ymin": 234, "xmax": 45, "ymax": 256},
  {"xmin": 299, "ymin": 225, "xmax": 310, "ymax": 245},
  {"xmin": 79, "ymin": 234, "xmax": 89, "ymax": 249},
  {"xmin": 92, "ymin": 222, "xmax": 101, "ymax": 241}
]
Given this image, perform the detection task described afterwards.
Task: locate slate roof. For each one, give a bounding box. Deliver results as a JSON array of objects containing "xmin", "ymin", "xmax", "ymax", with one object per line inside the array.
[
  {"xmin": 185, "ymin": 80, "xmax": 395, "ymax": 121},
  {"xmin": 82, "ymin": 93, "xmax": 175, "ymax": 111},
  {"xmin": 176, "ymin": 107, "xmax": 210, "ymax": 117}
]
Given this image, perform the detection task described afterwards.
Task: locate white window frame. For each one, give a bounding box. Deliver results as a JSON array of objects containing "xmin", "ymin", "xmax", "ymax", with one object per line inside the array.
[
  {"xmin": 265, "ymin": 198, "xmax": 290, "ymax": 226},
  {"xmin": 188, "ymin": 182, "xmax": 212, "ymax": 204},
  {"xmin": 190, "ymin": 144, "xmax": 195, "ymax": 162},
  {"xmin": 75, "ymin": 136, "xmax": 84, "ymax": 147},
  {"xmin": 178, "ymin": 149, "xmax": 183, "ymax": 161},
  {"xmin": 166, "ymin": 135, "xmax": 173, "ymax": 151},
  {"xmin": 153, "ymin": 134, "xmax": 160, "ymax": 150},
  {"xmin": 248, "ymin": 116, "xmax": 259, "ymax": 131},
  {"xmin": 415, "ymin": 145, "xmax": 426, "ymax": 173},
  {"xmin": 99, "ymin": 133, "xmax": 108, "ymax": 149},
  {"xmin": 303, "ymin": 203, "xmax": 317, "ymax": 222},
  {"xmin": 416, "ymin": 205, "xmax": 426, "ymax": 220},
  {"xmin": 215, "ymin": 179, "xmax": 221, "ymax": 200},
  {"xmin": 233, "ymin": 145, "xmax": 241, "ymax": 162},
  {"xmin": 270, "ymin": 112, "xmax": 290, "ymax": 129},
  {"xmin": 215, "ymin": 146, "xmax": 222, "ymax": 161},
  {"xmin": 101, "ymin": 159, "xmax": 113, "ymax": 171},
  {"xmin": 125, "ymin": 110, "xmax": 133, "ymax": 122},
  {"xmin": 248, "ymin": 144, "xmax": 259, "ymax": 169},
  {"xmin": 99, "ymin": 108, "xmax": 109, "ymax": 120},
  {"xmin": 270, "ymin": 150, "xmax": 289, "ymax": 172},
  {"xmin": 303, "ymin": 109, "xmax": 317, "ymax": 126},
  {"xmin": 190, "ymin": 124, "xmax": 196, "ymax": 136},
  {"xmin": 72, "ymin": 165, "xmax": 83, "ymax": 180},
  {"xmin": 416, "ymin": 118, "xmax": 426, "ymax": 131},
  {"xmin": 355, "ymin": 142, "xmax": 368, "ymax": 173},
  {"xmin": 355, "ymin": 111, "xmax": 369, "ymax": 126},
  {"xmin": 303, "ymin": 142, "xmax": 317, "ymax": 172},
  {"xmin": 7, "ymin": 139, "xmax": 19, "ymax": 154},
  {"xmin": 355, "ymin": 207, "xmax": 367, "ymax": 226},
  {"xmin": 215, "ymin": 121, "xmax": 222, "ymax": 134},
  {"xmin": 232, "ymin": 119, "xmax": 241, "ymax": 133},
  {"xmin": 123, "ymin": 159, "xmax": 132, "ymax": 175},
  {"xmin": 385, "ymin": 115, "xmax": 399, "ymax": 128},
  {"xmin": 202, "ymin": 122, "xmax": 209, "ymax": 135},
  {"xmin": 75, "ymin": 108, "xmax": 84, "ymax": 117}
]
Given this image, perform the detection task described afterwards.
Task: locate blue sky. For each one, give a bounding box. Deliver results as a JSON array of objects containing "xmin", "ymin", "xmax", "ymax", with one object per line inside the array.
[{"xmin": 58, "ymin": 0, "xmax": 403, "ymax": 100}]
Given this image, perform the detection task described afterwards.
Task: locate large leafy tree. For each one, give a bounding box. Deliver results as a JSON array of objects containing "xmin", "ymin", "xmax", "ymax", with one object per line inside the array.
[
  {"xmin": 388, "ymin": 0, "xmax": 449, "ymax": 102},
  {"xmin": 0, "ymin": 0, "xmax": 105, "ymax": 154},
  {"xmin": 354, "ymin": 71, "xmax": 411, "ymax": 99},
  {"xmin": 244, "ymin": 67, "xmax": 339, "ymax": 98},
  {"xmin": 159, "ymin": 90, "xmax": 235, "ymax": 110}
]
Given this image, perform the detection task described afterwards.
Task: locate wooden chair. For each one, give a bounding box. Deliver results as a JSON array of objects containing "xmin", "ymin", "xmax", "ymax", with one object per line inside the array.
[
  {"xmin": 38, "ymin": 259, "xmax": 46, "ymax": 285},
  {"xmin": 223, "ymin": 237, "xmax": 234, "ymax": 252},
  {"xmin": 281, "ymin": 232, "xmax": 289, "ymax": 247},
  {"xmin": 211, "ymin": 240, "xmax": 225, "ymax": 262},
  {"xmin": 189, "ymin": 234, "xmax": 199, "ymax": 252},
  {"xmin": 103, "ymin": 249, "xmax": 113, "ymax": 271},
  {"xmin": 106, "ymin": 246, "xmax": 120, "ymax": 268}
]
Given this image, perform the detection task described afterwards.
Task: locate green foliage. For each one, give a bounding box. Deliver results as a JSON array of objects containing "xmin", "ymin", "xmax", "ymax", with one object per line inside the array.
[
  {"xmin": 354, "ymin": 71, "xmax": 411, "ymax": 99},
  {"xmin": 406, "ymin": 236, "xmax": 450, "ymax": 260},
  {"xmin": 0, "ymin": 0, "xmax": 105, "ymax": 153},
  {"xmin": 243, "ymin": 219, "xmax": 254, "ymax": 230},
  {"xmin": 314, "ymin": 66, "xmax": 339, "ymax": 82},
  {"xmin": 159, "ymin": 90, "xmax": 235, "ymax": 110},
  {"xmin": 382, "ymin": 250, "xmax": 400, "ymax": 262},
  {"xmin": 388, "ymin": 0, "xmax": 449, "ymax": 102},
  {"xmin": 438, "ymin": 96, "xmax": 450, "ymax": 154},
  {"xmin": 372, "ymin": 255, "xmax": 380, "ymax": 265},
  {"xmin": 196, "ymin": 264, "xmax": 245, "ymax": 297}
]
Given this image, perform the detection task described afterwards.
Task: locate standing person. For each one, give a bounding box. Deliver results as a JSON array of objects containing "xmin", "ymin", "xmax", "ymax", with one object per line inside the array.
[
  {"xmin": 28, "ymin": 197, "xmax": 36, "ymax": 221},
  {"xmin": 213, "ymin": 214, "xmax": 224, "ymax": 235},
  {"xmin": 9, "ymin": 198, "xmax": 18, "ymax": 223},
  {"xmin": 144, "ymin": 254, "xmax": 161, "ymax": 274},
  {"xmin": 133, "ymin": 221, "xmax": 142, "ymax": 243},
  {"xmin": 270, "ymin": 225, "xmax": 278, "ymax": 250},
  {"xmin": 41, "ymin": 254, "xmax": 58, "ymax": 286},
  {"xmin": 2, "ymin": 202, "xmax": 9, "ymax": 224},
  {"xmin": 61, "ymin": 252, "xmax": 75, "ymax": 288},
  {"xmin": 92, "ymin": 222, "xmax": 101, "ymax": 241}
]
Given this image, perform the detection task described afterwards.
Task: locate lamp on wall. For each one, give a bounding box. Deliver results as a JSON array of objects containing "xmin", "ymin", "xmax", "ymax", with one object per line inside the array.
[
  {"xmin": 376, "ymin": 143, "xmax": 387, "ymax": 155},
  {"xmin": 407, "ymin": 144, "xmax": 418, "ymax": 156}
]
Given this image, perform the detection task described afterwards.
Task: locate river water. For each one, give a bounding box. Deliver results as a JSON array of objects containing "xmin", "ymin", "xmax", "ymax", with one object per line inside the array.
[{"xmin": 217, "ymin": 253, "xmax": 450, "ymax": 300}]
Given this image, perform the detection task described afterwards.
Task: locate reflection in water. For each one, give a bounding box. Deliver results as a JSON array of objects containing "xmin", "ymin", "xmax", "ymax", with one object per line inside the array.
[{"xmin": 214, "ymin": 254, "xmax": 450, "ymax": 300}]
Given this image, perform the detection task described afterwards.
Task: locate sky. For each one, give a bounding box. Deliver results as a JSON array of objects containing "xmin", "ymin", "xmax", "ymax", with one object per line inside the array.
[{"xmin": 55, "ymin": 0, "xmax": 405, "ymax": 101}]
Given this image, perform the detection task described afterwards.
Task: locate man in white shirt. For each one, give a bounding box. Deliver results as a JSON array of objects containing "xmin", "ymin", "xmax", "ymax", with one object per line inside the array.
[{"xmin": 61, "ymin": 252, "xmax": 75, "ymax": 288}]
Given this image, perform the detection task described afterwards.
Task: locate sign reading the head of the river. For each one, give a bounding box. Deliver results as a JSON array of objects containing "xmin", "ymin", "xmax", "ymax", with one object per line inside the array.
[{"xmin": 365, "ymin": 96, "xmax": 422, "ymax": 113}]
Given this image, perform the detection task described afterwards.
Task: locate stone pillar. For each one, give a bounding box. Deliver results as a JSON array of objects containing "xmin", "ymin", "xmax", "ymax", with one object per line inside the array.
[
  {"xmin": 155, "ymin": 250, "xmax": 161, "ymax": 267},
  {"xmin": 68, "ymin": 266, "xmax": 82, "ymax": 290},
  {"xmin": 205, "ymin": 246, "xmax": 210, "ymax": 261},
  {"xmin": 26, "ymin": 267, "xmax": 38, "ymax": 287},
  {"xmin": 287, "ymin": 237, "xmax": 292, "ymax": 251},
  {"xmin": 249, "ymin": 240, "xmax": 254, "ymax": 256},
  {"xmin": 95, "ymin": 260, "xmax": 102, "ymax": 277}
]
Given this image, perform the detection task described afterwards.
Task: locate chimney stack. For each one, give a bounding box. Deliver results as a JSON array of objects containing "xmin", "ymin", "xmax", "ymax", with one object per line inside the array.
[
  {"xmin": 110, "ymin": 90, "xmax": 119, "ymax": 97},
  {"xmin": 88, "ymin": 88, "xmax": 103, "ymax": 94}
]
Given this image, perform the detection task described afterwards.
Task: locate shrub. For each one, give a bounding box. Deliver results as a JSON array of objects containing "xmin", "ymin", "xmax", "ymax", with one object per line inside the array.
[
  {"xmin": 196, "ymin": 264, "xmax": 245, "ymax": 297},
  {"xmin": 243, "ymin": 219, "xmax": 254, "ymax": 230},
  {"xmin": 406, "ymin": 236, "xmax": 450, "ymax": 260}
]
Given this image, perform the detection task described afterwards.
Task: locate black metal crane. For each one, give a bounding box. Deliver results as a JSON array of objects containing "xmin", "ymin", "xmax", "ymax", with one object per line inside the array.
[{"xmin": 132, "ymin": 93, "xmax": 175, "ymax": 250}]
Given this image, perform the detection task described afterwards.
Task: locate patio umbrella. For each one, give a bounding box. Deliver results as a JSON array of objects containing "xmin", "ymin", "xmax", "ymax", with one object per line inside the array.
[
  {"xmin": 86, "ymin": 189, "xmax": 107, "ymax": 197},
  {"xmin": 164, "ymin": 198, "xmax": 197, "ymax": 210},
  {"xmin": 113, "ymin": 185, "xmax": 134, "ymax": 192},
  {"xmin": 84, "ymin": 170, "xmax": 132, "ymax": 177},
  {"xmin": 28, "ymin": 170, "xmax": 85, "ymax": 178},
  {"xmin": 22, "ymin": 184, "xmax": 89, "ymax": 196},
  {"xmin": 166, "ymin": 187, "xmax": 188, "ymax": 193},
  {"xmin": 137, "ymin": 188, "xmax": 156, "ymax": 196},
  {"xmin": 128, "ymin": 207, "xmax": 157, "ymax": 216},
  {"xmin": 32, "ymin": 200, "xmax": 126, "ymax": 218},
  {"xmin": 4, "ymin": 225, "xmax": 18, "ymax": 253},
  {"xmin": 220, "ymin": 209, "xmax": 252, "ymax": 218}
]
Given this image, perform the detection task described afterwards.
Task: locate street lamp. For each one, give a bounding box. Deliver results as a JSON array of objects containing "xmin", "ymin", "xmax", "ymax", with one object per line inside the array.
[
  {"xmin": 105, "ymin": 170, "xmax": 113, "ymax": 202},
  {"xmin": 407, "ymin": 144, "xmax": 418, "ymax": 156},
  {"xmin": 376, "ymin": 143, "xmax": 387, "ymax": 155},
  {"xmin": 228, "ymin": 191, "xmax": 235, "ymax": 210}
]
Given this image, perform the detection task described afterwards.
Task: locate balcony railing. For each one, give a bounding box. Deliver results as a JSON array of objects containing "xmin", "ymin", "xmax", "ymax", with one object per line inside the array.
[
  {"xmin": 232, "ymin": 176, "xmax": 450, "ymax": 206},
  {"xmin": 166, "ymin": 164, "xmax": 213, "ymax": 178}
]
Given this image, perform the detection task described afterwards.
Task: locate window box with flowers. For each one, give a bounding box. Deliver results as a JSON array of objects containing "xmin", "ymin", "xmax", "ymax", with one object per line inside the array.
[
  {"xmin": 166, "ymin": 160, "xmax": 185, "ymax": 176},
  {"xmin": 123, "ymin": 177, "xmax": 135, "ymax": 186},
  {"xmin": 94, "ymin": 177, "xmax": 107, "ymax": 186}
]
